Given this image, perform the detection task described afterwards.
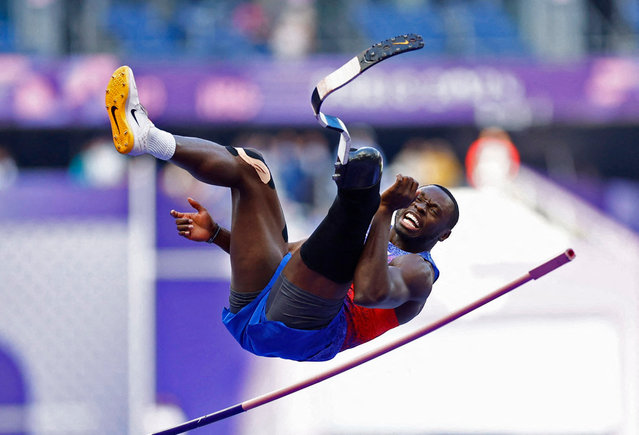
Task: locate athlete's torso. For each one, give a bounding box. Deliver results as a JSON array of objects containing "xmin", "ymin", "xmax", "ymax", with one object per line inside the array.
[
  {"xmin": 340, "ymin": 241, "xmax": 438, "ymax": 351},
  {"xmin": 223, "ymin": 242, "xmax": 439, "ymax": 361}
]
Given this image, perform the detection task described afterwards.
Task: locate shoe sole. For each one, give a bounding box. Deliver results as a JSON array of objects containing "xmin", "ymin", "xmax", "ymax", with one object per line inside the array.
[{"xmin": 105, "ymin": 66, "xmax": 135, "ymax": 154}]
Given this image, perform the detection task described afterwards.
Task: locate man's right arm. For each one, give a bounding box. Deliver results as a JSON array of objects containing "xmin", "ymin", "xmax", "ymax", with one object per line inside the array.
[
  {"xmin": 170, "ymin": 197, "xmax": 305, "ymax": 254},
  {"xmin": 352, "ymin": 175, "xmax": 432, "ymax": 309},
  {"xmin": 170, "ymin": 197, "xmax": 231, "ymax": 253}
]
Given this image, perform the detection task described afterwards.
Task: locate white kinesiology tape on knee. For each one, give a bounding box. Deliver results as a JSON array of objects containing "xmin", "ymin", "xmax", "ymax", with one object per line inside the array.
[{"xmin": 236, "ymin": 147, "xmax": 272, "ymax": 184}]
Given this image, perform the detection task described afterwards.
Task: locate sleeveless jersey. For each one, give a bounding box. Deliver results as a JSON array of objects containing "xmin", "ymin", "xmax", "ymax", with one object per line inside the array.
[{"xmin": 340, "ymin": 241, "xmax": 439, "ymax": 351}]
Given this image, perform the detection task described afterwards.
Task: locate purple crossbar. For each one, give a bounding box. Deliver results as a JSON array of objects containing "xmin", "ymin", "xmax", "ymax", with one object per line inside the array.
[{"xmin": 151, "ymin": 249, "xmax": 575, "ymax": 435}]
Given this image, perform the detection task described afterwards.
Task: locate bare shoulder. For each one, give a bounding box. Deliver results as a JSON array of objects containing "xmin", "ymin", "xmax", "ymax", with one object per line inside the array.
[
  {"xmin": 391, "ymin": 254, "xmax": 435, "ymax": 324},
  {"xmin": 390, "ymin": 253, "xmax": 435, "ymax": 297}
]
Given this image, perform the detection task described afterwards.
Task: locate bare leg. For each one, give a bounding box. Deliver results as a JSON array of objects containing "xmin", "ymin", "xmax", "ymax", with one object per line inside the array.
[
  {"xmin": 170, "ymin": 135, "xmax": 289, "ymax": 293},
  {"xmin": 105, "ymin": 66, "xmax": 288, "ymax": 294}
]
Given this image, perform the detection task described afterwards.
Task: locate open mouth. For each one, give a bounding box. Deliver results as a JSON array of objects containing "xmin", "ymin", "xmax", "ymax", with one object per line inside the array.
[{"xmin": 401, "ymin": 211, "xmax": 421, "ymax": 231}]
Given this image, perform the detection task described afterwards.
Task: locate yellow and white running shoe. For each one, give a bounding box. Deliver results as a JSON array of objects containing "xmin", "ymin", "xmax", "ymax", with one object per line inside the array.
[{"xmin": 105, "ymin": 65, "xmax": 153, "ymax": 155}]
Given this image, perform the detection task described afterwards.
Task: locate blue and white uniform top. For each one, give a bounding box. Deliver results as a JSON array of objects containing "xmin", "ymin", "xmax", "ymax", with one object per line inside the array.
[{"xmin": 386, "ymin": 241, "xmax": 439, "ymax": 282}]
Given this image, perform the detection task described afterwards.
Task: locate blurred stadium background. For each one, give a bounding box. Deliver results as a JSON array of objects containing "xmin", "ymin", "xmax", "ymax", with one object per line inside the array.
[{"xmin": 0, "ymin": 0, "xmax": 638, "ymax": 434}]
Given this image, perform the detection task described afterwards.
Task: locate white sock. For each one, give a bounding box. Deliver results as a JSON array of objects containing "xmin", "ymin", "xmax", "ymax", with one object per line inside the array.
[{"xmin": 147, "ymin": 127, "xmax": 176, "ymax": 160}]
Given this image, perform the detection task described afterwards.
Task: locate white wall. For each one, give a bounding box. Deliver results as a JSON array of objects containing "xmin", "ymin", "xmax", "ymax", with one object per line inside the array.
[{"xmin": 235, "ymin": 170, "xmax": 639, "ymax": 435}]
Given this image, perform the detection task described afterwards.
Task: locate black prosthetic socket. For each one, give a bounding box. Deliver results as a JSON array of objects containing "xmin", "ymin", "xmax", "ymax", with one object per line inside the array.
[
  {"xmin": 300, "ymin": 182, "xmax": 381, "ymax": 283},
  {"xmin": 333, "ymin": 147, "xmax": 383, "ymax": 190}
]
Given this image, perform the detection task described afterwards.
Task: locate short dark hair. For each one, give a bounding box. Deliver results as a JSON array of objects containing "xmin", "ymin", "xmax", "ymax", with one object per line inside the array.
[{"xmin": 430, "ymin": 184, "xmax": 459, "ymax": 229}]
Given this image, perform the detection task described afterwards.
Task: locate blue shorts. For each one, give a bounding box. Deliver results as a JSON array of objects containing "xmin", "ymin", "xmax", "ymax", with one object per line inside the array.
[{"xmin": 221, "ymin": 253, "xmax": 347, "ymax": 361}]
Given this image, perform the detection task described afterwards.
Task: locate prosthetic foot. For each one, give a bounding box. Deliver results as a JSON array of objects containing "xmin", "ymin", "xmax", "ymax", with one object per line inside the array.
[{"xmin": 332, "ymin": 147, "xmax": 382, "ymax": 190}]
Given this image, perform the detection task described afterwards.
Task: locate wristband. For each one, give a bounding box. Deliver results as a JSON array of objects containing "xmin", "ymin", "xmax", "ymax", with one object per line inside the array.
[{"xmin": 206, "ymin": 224, "xmax": 221, "ymax": 244}]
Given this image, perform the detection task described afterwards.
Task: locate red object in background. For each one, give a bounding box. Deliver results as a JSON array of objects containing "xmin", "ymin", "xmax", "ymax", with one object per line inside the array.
[{"xmin": 465, "ymin": 129, "xmax": 520, "ymax": 187}]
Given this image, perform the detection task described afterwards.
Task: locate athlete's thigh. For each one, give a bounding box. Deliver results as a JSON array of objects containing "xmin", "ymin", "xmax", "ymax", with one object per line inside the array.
[{"xmin": 227, "ymin": 150, "xmax": 289, "ymax": 292}]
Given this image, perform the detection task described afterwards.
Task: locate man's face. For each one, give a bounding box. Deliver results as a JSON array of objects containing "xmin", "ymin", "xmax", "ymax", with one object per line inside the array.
[{"xmin": 394, "ymin": 185, "xmax": 454, "ymax": 241}]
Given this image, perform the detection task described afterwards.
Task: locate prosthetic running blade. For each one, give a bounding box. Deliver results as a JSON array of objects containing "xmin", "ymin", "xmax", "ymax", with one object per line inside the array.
[{"xmin": 310, "ymin": 34, "xmax": 424, "ymax": 166}]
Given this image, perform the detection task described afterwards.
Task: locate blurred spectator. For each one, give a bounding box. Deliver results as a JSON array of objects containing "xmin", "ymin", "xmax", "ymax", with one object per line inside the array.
[
  {"xmin": 68, "ymin": 137, "xmax": 127, "ymax": 188},
  {"xmin": 270, "ymin": 0, "xmax": 316, "ymax": 58},
  {"xmin": 232, "ymin": 1, "xmax": 271, "ymax": 53},
  {"xmin": 465, "ymin": 127, "xmax": 520, "ymax": 188},
  {"xmin": 389, "ymin": 137, "xmax": 463, "ymax": 187},
  {"xmin": 268, "ymin": 129, "xmax": 314, "ymax": 209},
  {"xmin": 298, "ymin": 130, "xmax": 333, "ymax": 219},
  {"xmin": 0, "ymin": 146, "xmax": 18, "ymax": 189},
  {"xmin": 350, "ymin": 124, "xmax": 381, "ymax": 151}
]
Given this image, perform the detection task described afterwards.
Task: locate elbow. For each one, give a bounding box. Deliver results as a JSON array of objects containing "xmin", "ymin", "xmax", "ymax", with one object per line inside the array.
[{"xmin": 352, "ymin": 285, "xmax": 389, "ymax": 307}]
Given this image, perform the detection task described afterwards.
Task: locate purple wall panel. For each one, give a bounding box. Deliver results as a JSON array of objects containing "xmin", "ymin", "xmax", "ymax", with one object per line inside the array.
[
  {"xmin": 0, "ymin": 170, "xmax": 127, "ymax": 219},
  {"xmin": 1, "ymin": 55, "xmax": 638, "ymax": 128},
  {"xmin": 156, "ymin": 279, "xmax": 249, "ymax": 435}
]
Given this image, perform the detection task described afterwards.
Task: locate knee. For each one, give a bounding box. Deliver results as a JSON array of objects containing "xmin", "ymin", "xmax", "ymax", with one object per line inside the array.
[
  {"xmin": 243, "ymin": 147, "xmax": 266, "ymax": 163},
  {"xmin": 226, "ymin": 146, "xmax": 267, "ymax": 164},
  {"xmin": 232, "ymin": 146, "xmax": 275, "ymax": 189}
]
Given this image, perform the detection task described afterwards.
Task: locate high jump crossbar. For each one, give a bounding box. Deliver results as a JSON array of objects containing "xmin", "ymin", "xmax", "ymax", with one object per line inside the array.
[{"xmin": 152, "ymin": 249, "xmax": 576, "ymax": 435}]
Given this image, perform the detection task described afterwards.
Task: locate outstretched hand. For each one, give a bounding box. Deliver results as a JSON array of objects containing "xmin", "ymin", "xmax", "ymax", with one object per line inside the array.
[
  {"xmin": 170, "ymin": 197, "xmax": 217, "ymax": 242},
  {"xmin": 380, "ymin": 174, "xmax": 419, "ymax": 212}
]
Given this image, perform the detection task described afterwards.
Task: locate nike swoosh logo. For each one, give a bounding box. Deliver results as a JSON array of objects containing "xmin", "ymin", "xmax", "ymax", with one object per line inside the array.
[
  {"xmin": 131, "ymin": 108, "xmax": 140, "ymax": 126},
  {"xmin": 392, "ymin": 41, "xmax": 410, "ymax": 45},
  {"xmin": 111, "ymin": 106, "xmax": 120, "ymax": 133}
]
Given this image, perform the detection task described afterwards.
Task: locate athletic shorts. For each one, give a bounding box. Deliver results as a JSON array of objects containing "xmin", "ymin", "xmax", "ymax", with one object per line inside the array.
[{"xmin": 221, "ymin": 253, "xmax": 347, "ymax": 362}]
